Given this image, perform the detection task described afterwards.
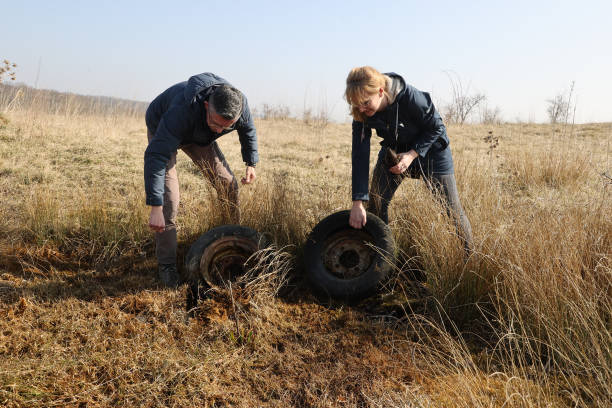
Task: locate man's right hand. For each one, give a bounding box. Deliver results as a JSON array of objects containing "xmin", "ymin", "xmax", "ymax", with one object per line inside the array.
[
  {"xmin": 148, "ymin": 206, "xmax": 165, "ymax": 233},
  {"xmin": 349, "ymin": 200, "xmax": 367, "ymax": 229},
  {"xmin": 241, "ymin": 165, "xmax": 256, "ymax": 185}
]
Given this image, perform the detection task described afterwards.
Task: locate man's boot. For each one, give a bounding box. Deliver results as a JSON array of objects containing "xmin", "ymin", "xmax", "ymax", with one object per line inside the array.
[{"xmin": 158, "ymin": 263, "xmax": 181, "ymax": 288}]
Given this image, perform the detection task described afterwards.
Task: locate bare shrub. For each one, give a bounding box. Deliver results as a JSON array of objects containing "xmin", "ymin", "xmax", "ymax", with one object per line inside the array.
[
  {"xmin": 546, "ymin": 82, "xmax": 575, "ymax": 124},
  {"xmin": 442, "ymin": 71, "xmax": 486, "ymax": 124},
  {"xmin": 547, "ymin": 94, "xmax": 569, "ymax": 124},
  {"xmin": 479, "ymin": 104, "xmax": 503, "ymax": 125},
  {"xmin": 302, "ymin": 106, "xmax": 330, "ymax": 131},
  {"xmin": 261, "ymin": 103, "xmax": 290, "ymax": 120}
]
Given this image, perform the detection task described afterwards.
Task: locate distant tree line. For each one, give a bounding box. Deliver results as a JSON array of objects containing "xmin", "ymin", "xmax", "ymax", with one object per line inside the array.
[{"xmin": 0, "ymin": 82, "xmax": 148, "ymax": 117}]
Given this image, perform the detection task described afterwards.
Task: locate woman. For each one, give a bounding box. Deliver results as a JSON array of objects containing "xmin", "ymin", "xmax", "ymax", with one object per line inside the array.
[{"xmin": 345, "ymin": 66, "xmax": 472, "ymax": 251}]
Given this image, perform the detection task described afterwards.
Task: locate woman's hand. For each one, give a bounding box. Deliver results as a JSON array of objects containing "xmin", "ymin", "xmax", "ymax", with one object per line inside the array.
[
  {"xmin": 349, "ymin": 200, "xmax": 367, "ymax": 229},
  {"xmin": 389, "ymin": 150, "xmax": 418, "ymax": 175},
  {"xmin": 148, "ymin": 206, "xmax": 165, "ymax": 233}
]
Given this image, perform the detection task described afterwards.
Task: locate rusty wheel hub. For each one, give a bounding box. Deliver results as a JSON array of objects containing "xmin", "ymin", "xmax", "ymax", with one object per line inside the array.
[
  {"xmin": 322, "ymin": 230, "xmax": 374, "ymax": 279},
  {"xmin": 200, "ymin": 236, "xmax": 258, "ymax": 286}
]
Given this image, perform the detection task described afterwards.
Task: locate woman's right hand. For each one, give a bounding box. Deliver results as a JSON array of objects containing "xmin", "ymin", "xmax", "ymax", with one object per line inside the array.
[
  {"xmin": 148, "ymin": 206, "xmax": 166, "ymax": 233},
  {"xmin": 349, "ymin": 201, "xmax": 367, "ymax": 229}
]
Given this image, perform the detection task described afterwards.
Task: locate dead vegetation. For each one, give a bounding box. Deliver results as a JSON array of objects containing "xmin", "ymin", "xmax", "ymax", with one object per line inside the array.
[{"xmin": 0, "ymin": 89, "xmax": 610, "ymax": 407}]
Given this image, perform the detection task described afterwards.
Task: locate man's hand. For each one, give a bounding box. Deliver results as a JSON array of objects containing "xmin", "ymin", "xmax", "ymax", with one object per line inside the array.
[
  {"xmin": 148, "ymin": 206, "xmax": 165, "ymax": 233},
  {"xmin": 389, "ymin": 150, "xmax": 418, "ymax": 175},
  {"xmin": 241, "ymin": 166, "xmax": 256, "ymax": 185},
  {"xmin": 349, "ymin": 200, "xmax": 367, "ymax": 229}
]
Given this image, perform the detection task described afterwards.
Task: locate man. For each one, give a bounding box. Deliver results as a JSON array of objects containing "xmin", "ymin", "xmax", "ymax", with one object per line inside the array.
[{"xmin": 144, "ymin": 72, "xmax": 258, "ymax": 287}]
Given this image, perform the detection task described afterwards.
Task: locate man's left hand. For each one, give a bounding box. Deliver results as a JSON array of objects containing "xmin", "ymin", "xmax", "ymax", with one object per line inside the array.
[
  {"xmin": 241, "ymin": 166, "xmax": 256, "ymax": 184},
  {"xmin": 389, "ymin": 150, "xmax": 418, "ymax": 175}
]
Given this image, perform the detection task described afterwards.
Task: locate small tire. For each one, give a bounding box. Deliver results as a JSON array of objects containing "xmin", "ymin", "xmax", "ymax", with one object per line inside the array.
[
  {"xmin": 184, "ymin": 225, "xmax": 266, "ymax": 312},
  {"xmin": 304, "ymin": 210, "xmax": 395, "ymax": 301}
]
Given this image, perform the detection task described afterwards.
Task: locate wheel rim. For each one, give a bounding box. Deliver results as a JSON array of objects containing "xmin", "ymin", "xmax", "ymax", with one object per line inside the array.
[
  {"xmin": 321, "ymin": 229, "xmax": 375, "ymax": 279},
  {"xmin": 199, "ymin": 236, "xmax": 258, "ymax": 286}
]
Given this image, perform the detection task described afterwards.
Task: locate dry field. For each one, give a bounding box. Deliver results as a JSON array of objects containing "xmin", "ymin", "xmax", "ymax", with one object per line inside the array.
[{"xmin": 0, "ymin": 96, "xmax": 610, "ymax": 407}]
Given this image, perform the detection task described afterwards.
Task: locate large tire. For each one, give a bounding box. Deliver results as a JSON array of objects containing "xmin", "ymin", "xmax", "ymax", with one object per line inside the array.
[
  {"xmin": 304, "ymin": 210, "xmax": 396, "ymax": 301},
  {"xmin": 184, "ymin": 225, "xmax": 266, "ymax": 312}
]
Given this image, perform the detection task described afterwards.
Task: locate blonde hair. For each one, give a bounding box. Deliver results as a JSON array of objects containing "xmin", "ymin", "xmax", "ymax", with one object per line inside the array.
[{"xmin": 344, "ymin": 66, "xmax": 389, "ymax": 122}]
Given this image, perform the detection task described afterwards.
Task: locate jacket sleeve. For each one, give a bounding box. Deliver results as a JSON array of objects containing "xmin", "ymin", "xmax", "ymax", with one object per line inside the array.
[
  {"xmin": 351, "ymin": 120, "xmax": 371, "ymax": 201},
  {"xmin": 403, "ymin": 88, "xmax": 446, "ymax": 157},
  {"xmin": 236, "ymin": 98, "xmax": 259, "ymax": 165},
  {"xmin": 144, "ymin": 106, "xmax": 191, "ymax": 206}
]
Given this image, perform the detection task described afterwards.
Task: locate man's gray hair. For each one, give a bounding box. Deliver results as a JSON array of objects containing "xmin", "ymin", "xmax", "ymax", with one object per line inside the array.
[{"xmin": 209, "ymin": 85, "xmax": 243, "ymax": 120}]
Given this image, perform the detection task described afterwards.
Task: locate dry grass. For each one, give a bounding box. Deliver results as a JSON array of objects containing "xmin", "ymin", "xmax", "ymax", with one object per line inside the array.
[{"xmin": 0, "ymin": 93, "xmax": 610, "ymax": 407}]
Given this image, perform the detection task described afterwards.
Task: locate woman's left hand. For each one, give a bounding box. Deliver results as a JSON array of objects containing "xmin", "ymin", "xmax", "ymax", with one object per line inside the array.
[{"xmin": 389, "ymin": 150, "xmax": 418, "ymax": 175}]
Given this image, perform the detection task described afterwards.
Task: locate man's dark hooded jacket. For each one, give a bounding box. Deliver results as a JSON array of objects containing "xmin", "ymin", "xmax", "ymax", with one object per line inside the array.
[
  {"xmin": 144, "ymin": 72, "xmax": 258, "ymax": 206},
  {"xmin": 351, "ymin": 73, "xmax": 453, "ymax": 202}
]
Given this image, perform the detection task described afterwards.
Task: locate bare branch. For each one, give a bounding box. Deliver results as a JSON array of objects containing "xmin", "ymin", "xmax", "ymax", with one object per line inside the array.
[{"xmin": 442, "ymin": 71, "xmax": 486, "ymax": 124}]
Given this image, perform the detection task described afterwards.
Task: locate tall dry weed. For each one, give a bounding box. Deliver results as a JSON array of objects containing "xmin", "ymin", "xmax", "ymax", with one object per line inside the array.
[
  {"xmin": 21, "ymin": 184, "xmax": 149, "ymax": 268},
  {"xmin": 379, "ymin": 122, "xmax": 611, "ymax": 404},
  {"xmin": 486, "ymin": 202, "xmax": 611, "ymax": 405},
  {"xmin": 505, "ymin": 148, "xmax": 592, "ymax": 190}
]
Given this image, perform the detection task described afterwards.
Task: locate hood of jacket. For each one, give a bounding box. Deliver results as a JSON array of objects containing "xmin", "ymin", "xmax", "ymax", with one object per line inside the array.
[
  {"xmin": 183, "ymin": 72, "xmax": 231, "ymax": 105},
  {"xmin": 384, "ymin": 72, "xmax": 406, "ymax": 106}
]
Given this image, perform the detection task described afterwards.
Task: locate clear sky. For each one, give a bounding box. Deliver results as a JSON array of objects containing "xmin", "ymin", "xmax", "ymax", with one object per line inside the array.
[{"xmin": 3, "ymin": 0, "xmax": 611, "ymax": 123}]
